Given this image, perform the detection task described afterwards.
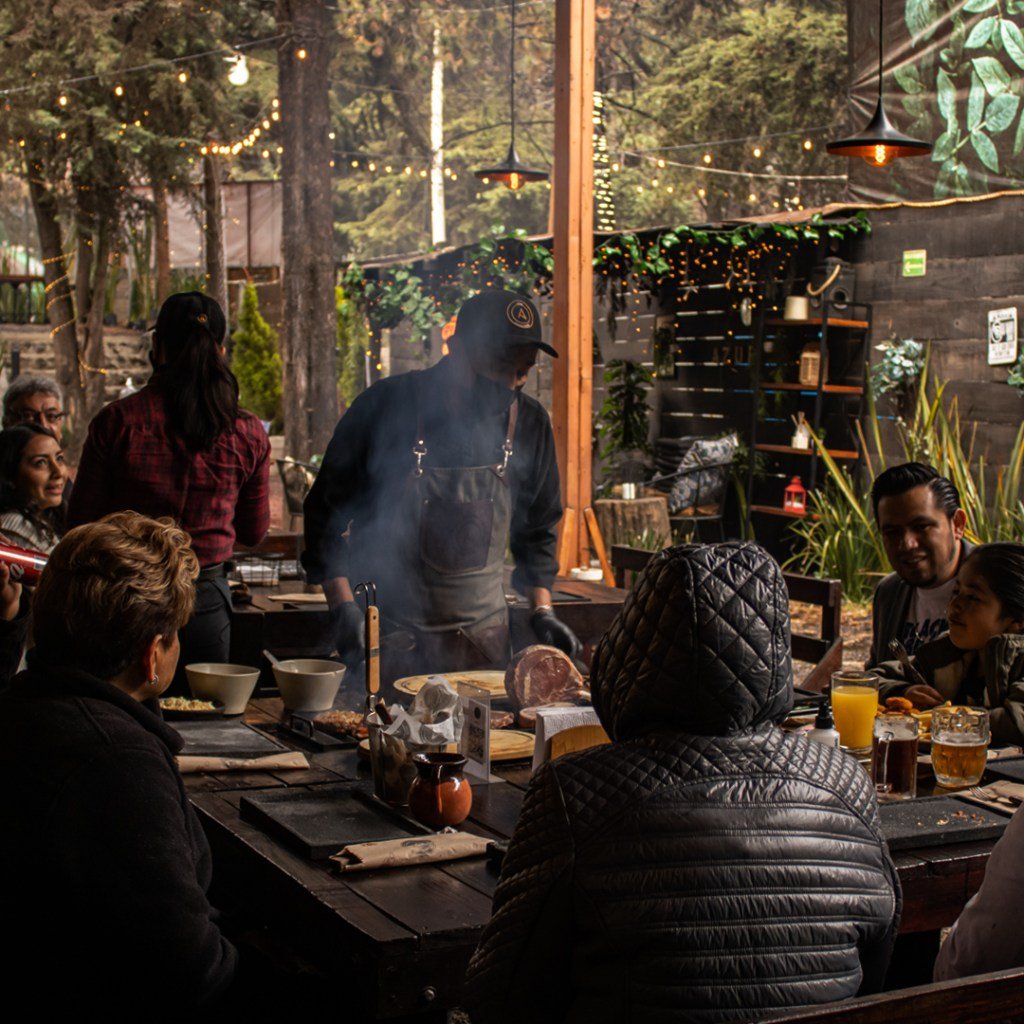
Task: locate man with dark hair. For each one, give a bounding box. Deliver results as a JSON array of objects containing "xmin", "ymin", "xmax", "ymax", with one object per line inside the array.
[
  {"xmin": 303, "ymin": 289, "xmax": 580, "ymax": 680},
  {"xmin": 868, "ymin": 463, "xmax": 970, "ymax": 684}
]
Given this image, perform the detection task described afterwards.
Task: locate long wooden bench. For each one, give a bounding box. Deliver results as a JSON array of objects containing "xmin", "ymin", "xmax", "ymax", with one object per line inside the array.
[
  {"xmin": 610, "ymin": 545, "xmax": 843, "ymax": 692},
  {"xmin": 757, "ymin": 966, "xmax": 1024, "ymax": 1023}
]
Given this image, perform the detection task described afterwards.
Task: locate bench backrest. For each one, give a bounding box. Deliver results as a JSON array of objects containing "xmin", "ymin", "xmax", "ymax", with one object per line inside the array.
[{"xmin": 755, "ymin": 966, "xmax": 1024, "ymax": 1023}]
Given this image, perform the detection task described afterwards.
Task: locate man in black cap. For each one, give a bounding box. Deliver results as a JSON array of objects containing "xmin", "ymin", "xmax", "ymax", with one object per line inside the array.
[{"xmin": 302, "ymin": 289, "xmax": 580, "ymax": 680}]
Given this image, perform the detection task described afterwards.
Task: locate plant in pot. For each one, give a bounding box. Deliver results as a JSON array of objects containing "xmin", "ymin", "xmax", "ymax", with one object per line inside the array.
[{"xmin": 595, "ymin": 359, "xmax": 652, "ymax": 491}]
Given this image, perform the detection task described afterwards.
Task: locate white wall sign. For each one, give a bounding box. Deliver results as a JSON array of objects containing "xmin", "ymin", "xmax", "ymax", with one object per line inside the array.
[{"xmin": 988, "ymin": 308, "xmax": 1018, "ymax": 366}]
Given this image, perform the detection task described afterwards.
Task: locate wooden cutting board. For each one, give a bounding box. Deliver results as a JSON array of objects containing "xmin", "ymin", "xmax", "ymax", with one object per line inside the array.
[
  {"xmin": 392, "ymin": 670, "xmax": 507, "ymax": 698},
  {"xmin": 358, "ymin": 728, "xmax": 534, "ymax": 763}
]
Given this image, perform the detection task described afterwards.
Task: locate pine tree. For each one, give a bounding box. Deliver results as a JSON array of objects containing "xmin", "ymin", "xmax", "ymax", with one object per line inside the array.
[{"xmin": 231, "ymin": 283, "xmax": 283, "ymax": 425}]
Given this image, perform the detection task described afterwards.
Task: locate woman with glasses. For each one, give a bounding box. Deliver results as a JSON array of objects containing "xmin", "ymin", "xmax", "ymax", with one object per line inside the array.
[{"xmin": 67, "ymin": 292, "xmax": 270, "ymax": 694}]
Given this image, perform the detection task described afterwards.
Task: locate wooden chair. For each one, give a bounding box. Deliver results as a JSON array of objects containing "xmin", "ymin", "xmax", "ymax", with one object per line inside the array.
[
  {"xmin": 755, "ymin": 966, "xmax": 1024, "ymax": 1023},
  {"xmin": 609, "ymin": 546, "xmax": 843, "ymax": 692}
]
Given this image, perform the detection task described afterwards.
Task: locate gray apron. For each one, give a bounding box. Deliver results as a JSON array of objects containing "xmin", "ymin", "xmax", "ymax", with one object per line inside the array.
[{"xmin": 378, "ymin": 394, "xmax": 519, "ymax": 681}]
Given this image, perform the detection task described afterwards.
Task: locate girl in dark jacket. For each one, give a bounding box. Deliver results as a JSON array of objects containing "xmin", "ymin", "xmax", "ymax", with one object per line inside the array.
[{"xmin": 0, "ymin": 512, "xmax": 236, "ymax": 1014}]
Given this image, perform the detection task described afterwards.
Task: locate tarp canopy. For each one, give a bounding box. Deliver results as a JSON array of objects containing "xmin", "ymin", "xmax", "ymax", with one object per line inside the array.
[{"xmin": 847, "ymin": 1, "xmax": 1024, "ymax": 203}]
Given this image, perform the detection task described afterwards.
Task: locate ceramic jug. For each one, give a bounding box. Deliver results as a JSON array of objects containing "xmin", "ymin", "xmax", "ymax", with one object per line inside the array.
[{"xmin": 408, "ymin": 752, "xmax": 473, "ymax": 829}]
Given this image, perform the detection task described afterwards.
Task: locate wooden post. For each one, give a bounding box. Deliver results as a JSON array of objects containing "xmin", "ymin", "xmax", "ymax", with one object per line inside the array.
[{"xmin": 552, "ymin": 0, "xmax": 595, "ymax": 571}]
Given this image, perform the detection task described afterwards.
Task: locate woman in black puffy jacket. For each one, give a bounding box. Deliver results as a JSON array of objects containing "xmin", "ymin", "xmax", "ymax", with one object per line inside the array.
[{"xmin": 464, "ymin": 541, "xmax": 900, "ymax": 1024}]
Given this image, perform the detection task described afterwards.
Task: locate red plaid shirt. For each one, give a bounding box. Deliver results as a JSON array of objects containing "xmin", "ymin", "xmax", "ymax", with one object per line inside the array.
[{"xmin": 67, "ymin": 383, "xmax": 271, "ymax": 566}]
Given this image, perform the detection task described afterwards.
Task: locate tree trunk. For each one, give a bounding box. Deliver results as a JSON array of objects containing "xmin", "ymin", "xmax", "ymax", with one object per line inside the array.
[
  {"xmin": 277, "ymin": 0, "xmax": 339, "ymax": 460},
  {"xmin": 81, "ymin": 212, "xmax": 112, "ymax": 423},
  {"xmin": 24, "ymin": 156, "xmax": 82, "ymax": 433},
  {"xmin": 202, "ymin": 154, "xmax": 229, "ymax": 319},
  {"xmin": 152, "ymin": 176, "xmax": 172, "ymax": 307},
  {"xmin": 74, "ymin": 179, "xmax": 94, "ymax": 338}
]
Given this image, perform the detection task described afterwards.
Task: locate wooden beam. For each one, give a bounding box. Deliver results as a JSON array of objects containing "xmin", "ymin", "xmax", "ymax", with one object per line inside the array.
[{"xmin": 552, "ymin": 0, "xmax": 595, "ymax": 571}]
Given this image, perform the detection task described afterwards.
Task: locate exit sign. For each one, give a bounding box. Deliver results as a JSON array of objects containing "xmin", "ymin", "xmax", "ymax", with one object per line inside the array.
[{"xmin": 902, "ymin": 249, "xmax": 927, "ymax": 277}]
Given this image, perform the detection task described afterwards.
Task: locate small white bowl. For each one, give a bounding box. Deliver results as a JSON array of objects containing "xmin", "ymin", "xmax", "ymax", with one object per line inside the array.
[
  {"xmin": 272, "ymin": 658, "xmax": 346, "ymax": 711},
  {"xmin": 186, "ymin": 663, "xmax": 260, "ymax": 715}
]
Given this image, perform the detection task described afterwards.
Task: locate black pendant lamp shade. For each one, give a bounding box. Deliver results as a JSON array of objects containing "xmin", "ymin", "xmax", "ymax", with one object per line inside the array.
[
  {"xmin": 475, "ymin": 0, "xmax": 549, "ymax": 189},
  {"xmin": 827, "ymin": 0, "xmax": 932, "ymax": 166},
  {"xmin": 476, "ymin": 142, "xmax": 549, "ymax": 191}
]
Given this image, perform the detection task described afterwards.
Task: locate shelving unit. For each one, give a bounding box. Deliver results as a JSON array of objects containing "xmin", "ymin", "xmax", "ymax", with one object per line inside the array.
[{"xmin": 746, "ymin": 300, "xmax": 871, "ymax": 523}]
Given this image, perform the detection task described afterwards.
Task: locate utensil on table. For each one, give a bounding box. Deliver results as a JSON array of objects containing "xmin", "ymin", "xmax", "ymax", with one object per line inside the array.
[
  {"xmin": 263, "ymin": 649, "xmax": 280, "ymax": 666},
  {"xmin": 353, "ymin": 582, "xmax": 380, "ymax": 717},
  {"xmin": 888, "ymin": 638, "xmax": 929, "ymax": 688}
]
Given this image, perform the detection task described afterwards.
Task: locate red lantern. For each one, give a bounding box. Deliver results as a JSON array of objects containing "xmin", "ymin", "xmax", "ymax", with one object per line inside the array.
[{"xmin": 783, "ymin": 476, "xmax": 807, "ymax": 516}]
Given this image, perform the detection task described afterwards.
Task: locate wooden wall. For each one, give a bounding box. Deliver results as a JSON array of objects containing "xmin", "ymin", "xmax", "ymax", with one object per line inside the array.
[{"xmin": 850, "ymin": 193, "xmax": 1024, "ymax": 464}]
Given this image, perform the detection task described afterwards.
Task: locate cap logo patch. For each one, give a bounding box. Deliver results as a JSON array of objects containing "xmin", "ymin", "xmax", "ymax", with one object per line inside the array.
[{"xmin": 507, "ymin": 299, "xmax": 535, "ymax": 329}]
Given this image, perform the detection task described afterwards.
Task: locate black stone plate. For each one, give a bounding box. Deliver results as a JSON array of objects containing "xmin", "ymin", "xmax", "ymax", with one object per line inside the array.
[{"xmin": 879, "ymin": 795, "xmax": 1009, "ymax": 850}]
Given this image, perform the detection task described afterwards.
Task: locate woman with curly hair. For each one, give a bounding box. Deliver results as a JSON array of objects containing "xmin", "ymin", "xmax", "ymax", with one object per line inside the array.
[
  {"xmin": 0, "ymin": 511, "xmax": 236, "ymax": 1013},
  {"xmin": 0, "ymin": 421, "xmax": 66, "ymax": 555}
]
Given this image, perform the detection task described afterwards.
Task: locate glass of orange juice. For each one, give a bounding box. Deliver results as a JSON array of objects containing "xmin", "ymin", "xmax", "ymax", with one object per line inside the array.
[{"xmin": 831, "ymin": 670, "xmax": 880, "ymax": 754}]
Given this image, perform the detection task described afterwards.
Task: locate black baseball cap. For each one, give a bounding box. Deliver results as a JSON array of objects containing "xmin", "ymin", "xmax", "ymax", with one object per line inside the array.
[{"xmin": 454, "ymin": 289, "xmax": 557, "ymax": 358}]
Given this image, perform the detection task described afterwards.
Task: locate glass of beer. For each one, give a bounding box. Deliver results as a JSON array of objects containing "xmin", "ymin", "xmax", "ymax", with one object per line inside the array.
[
  {"xmin": 932, "ymin": 706, "xmax": 990, "ymax": 788},
  {"xmin": 831, "ymin": 670, "xmax": 880, "ymax": 755},
  {"xmin": 872, "ymin": 713, "xmax": 919, "ymax": 800}
]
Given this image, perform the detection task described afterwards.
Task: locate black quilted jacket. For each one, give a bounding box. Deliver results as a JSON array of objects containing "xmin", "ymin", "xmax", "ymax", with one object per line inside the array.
[{"xmin": 463, "ymin": 543, "xmax": 900, "ymax": 1024}]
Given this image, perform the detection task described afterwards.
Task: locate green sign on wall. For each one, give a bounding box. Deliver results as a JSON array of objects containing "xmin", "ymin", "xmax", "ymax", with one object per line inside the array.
[{"xmin": 902, "ymin": 250, "xmax": 927, "ymax": 277}]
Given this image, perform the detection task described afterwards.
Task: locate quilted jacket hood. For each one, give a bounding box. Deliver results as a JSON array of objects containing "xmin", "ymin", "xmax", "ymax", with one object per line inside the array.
[{"xmin": 592, "ymin": 541, "xmax": 794, "ymax": 739}]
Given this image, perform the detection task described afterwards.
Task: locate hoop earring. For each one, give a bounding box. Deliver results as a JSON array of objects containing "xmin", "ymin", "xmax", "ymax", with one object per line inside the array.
[{"xmin": 148, "ymin": 674, "xmax": 160, "ymax": 688}]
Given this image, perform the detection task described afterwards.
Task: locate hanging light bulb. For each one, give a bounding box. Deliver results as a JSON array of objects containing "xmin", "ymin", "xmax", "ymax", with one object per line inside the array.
[
  {"xmin": 827, "ymin": 0, "xmax": 931, "ymax": 165},
  {"xmin": 474, "ymin": 0, "xmax": 547, "ymax": 189},
  {"xmin": 114, "ymin": 84, "xmax": 124, "ymax": 97},
  {"xmin": 227, "ymin": 54, "xmax": 250, "ymax": 86},
  {"xmin": 177, "ymin": 70, "xmax": 188, "ymax": 84}
]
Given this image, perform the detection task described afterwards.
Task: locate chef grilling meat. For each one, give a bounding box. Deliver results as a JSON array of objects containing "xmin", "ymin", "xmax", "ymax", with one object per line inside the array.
[{"xmin": 302, "ymin": 289, "xmax": 580, "ymax": 681}]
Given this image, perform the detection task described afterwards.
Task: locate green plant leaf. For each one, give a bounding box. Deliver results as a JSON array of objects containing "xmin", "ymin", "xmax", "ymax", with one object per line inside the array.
[
  {"xmin": 1014, "ymin": 110, "xmax": 1024, "ymax": 155},
  {"xmin": 937, "ymin": 69, "xmax": 958, "ymax": 124},
  {"xmin": 969, "ymin": 70, "xmax": 987, "ymax": 128},
  {"xmin": 894, "ymin": 64, "xmax": 925, "ymax": 94},
  {"xmin": 932, "ymin": 128, "xmax": 958, "ymax": 161},
  {"xmin": 966, "ymin": 15, "xmax": 999, "ymax": 47},
  {"xmin": 986, "ymin": 93, "xmax": 1020, "ymax": 133},
  {"xmin": 972, "ymin": 129, "xmax": 1001, "ymax": 170},
  {"xmin": 1001, "ymin": 19, "xmax": 1024, "ymax": 68},
  {"xmin": 907, "ymin": 0, "xmax": 940, "ymax": 39},
  {"xmin": 973, "ymin": 56, "xmax": 1011, "ymax": 95},
  {"xmin": 964, "ymin": 0, "xmax": 998, "ymax": 10}
]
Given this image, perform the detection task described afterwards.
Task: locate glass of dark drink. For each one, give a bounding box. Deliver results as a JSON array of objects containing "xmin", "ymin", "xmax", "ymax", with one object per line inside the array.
[{"xmin": 872, "ymin": 713, "xmax": 919, "ymax": 801}]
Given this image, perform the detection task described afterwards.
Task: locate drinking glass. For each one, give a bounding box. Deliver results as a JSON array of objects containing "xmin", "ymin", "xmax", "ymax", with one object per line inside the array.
[
  {"xmin": 872, "ymin": 713, "xmax": 919, "ymax": 800},
  {"xmin": 830, "ymin": 670, "xmax": 880, "ymax": 754},
  {"xmin": 931, "ymin": 706, "xmax": 990, "ymax": 788}
]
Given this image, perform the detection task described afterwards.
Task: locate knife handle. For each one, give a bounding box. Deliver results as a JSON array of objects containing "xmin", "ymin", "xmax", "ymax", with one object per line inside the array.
[{"xmin": 366, "ymin": 605, "xmax": 380, "ymax": 696}]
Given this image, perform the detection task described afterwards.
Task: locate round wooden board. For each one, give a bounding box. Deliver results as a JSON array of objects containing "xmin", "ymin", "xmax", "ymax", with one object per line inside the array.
[
  {"xmin": 358, "ymin": 728, "xmax": 534, "ymax": 763},
  {"xmin": 392, "ymin": 670, "xmax": 507, "ymax": 698}
]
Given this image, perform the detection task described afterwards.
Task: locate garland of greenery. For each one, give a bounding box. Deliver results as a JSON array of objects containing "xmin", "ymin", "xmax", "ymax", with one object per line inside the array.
[{"xmin": 342, "ymin": 212, "xmax": 872, "ymax": 343}]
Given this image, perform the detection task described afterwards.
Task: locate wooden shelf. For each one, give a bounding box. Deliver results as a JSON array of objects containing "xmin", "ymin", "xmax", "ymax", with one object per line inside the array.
[
  {"xmin": 757, "ymin": 382, "xmax": 864, "ymax": 395},
  {"xmin": 765, "ymin": 317, "xmax": 869, "ymax": 330},
  {"xmin": 750, "ymin": 504, "xmax": 814, "ymax": 519},
  {"xmin": 755, "ymin": 443, "xmax": 859, "ymax": 459}
]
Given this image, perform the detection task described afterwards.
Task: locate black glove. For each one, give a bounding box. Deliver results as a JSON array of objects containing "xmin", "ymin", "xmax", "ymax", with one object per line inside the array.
[
  {"xmin": 531, "ymin": 609, "xmax": 582, "ymax": 660},
  {"xmin": 331, "ymin": 601, "xmax": 366, "ymax": 668}
]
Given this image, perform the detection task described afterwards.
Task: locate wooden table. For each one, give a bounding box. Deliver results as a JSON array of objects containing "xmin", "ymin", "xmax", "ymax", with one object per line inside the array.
[
  {"xmin": 229, "ymin": 577, "xmax": 628, "ymax": 682},
  {"xmin": 189, "ymin": 703, "xmax": 1005, "ymax": 1021}
]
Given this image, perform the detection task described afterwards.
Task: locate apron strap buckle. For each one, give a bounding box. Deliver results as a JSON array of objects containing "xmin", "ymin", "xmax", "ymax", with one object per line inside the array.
[
  {"xmin": 496, "ymin": 439, "xmax": 513, "ymax": 477},
  {"xmin": 413, "ymin": 438, "xmax": 427, "ymax": 477}
]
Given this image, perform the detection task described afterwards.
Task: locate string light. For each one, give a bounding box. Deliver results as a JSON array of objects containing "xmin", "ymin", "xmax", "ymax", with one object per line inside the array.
[
  {"xmin": 296, "ymin": 48, "xmax": 308, "ymax": 60},
  {"xmin": 177, "ymin": 70, "xmax": 188, "ymax": 83},
  {"xmin": 114, "ymin": 84, "xmax": 124, "ymax": 97},
  {"xmin": 58, "ymin": 94, "xmax": 68, "ymax": 106}
]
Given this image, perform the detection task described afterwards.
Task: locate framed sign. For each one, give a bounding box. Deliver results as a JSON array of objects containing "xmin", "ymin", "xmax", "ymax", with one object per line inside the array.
[{"xmin": 988, "ymin": 308, "xmax": 1018, "ymax": 366}]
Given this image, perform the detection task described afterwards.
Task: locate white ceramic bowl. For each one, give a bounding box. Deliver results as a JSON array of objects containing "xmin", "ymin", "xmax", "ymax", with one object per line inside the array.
[
  {"xmin": 272, "ymin": 658, "xmax": 346, "ymax": 711},
  {"xmin": 185, "ymin": 663, "xmax": 260, "ymax": 716}
]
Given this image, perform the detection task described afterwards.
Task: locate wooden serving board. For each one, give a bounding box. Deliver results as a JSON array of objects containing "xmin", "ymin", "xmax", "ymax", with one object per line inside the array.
[
  {"xmin": 358, "ymin": 729, "xmax": 534, "ymax": 763},
  {"xmin": 879, "ymin": 795, "xmax": 1009, "ymax": 850},
  {"xmin": 392, "ymin": 670, "xmax": 507, "ymax": 698}
]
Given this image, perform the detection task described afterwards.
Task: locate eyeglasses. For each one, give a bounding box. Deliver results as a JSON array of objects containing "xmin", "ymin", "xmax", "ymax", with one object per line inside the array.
[{"xmin": 14, "ymin": 409, "xmax": 65, "ymax": 426}]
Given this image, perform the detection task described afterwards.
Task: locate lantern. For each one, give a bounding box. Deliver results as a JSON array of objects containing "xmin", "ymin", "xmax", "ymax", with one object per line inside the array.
[
  {"xmin": 798, "ymin": 341, "xmax": 821, "ymax": 387},
  {"xmin": 784, "ymin": 476, "xmax": 807, "ymax": 516}
]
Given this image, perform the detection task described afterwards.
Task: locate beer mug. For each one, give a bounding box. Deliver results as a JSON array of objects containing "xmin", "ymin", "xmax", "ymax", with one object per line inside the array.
[
  {"xmin": 872, "ymin": 713, "xmax": 919, "ymax": 800},
  {"xmin": 931, "ymin": 706, "xmax": 990, "ymax": 788}
]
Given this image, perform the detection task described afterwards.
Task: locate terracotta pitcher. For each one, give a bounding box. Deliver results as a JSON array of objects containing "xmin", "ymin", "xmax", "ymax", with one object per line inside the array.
[{"xmin": 408, "ymin": 752, "xmax": 473, "ymax": 829}]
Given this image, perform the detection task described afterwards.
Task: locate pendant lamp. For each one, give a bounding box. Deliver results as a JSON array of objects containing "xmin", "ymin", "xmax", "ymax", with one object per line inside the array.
[
  {"xmin": 827, "ymin": 0, "xmax": 932, "ymax": 167},
  {"xmin": 474, "ymin": 0, "xmax": 548, "ymax": 190}
]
